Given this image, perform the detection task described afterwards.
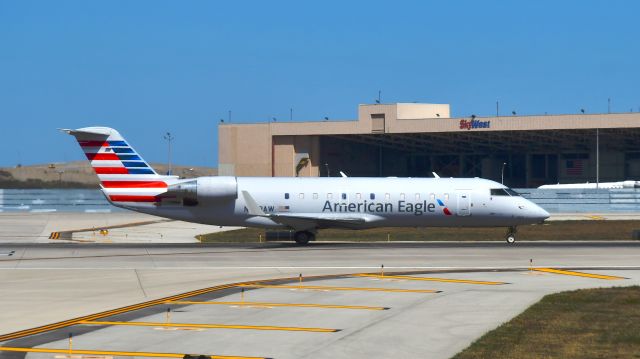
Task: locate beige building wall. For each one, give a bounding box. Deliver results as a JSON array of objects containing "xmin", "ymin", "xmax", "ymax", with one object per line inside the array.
[
  {"xmin": 396, "ymin": 103, "xmax": 450, "ymax": 119},
  {"xmin": 293, "ymin": 135, "xmax": 320, "ymax": 177},
  {"xmin": 272, "ymin": 136, "xmax": 320, "ymax": 177},
  {"xmin": 218, "ymin": 124, "xmax": 272, "ymax": 176},
  {"xmin": 272, "ymin": 136, "xmax": 294, "ymax": 176},
  {"xmin": 218, "ymin": 102, "xmax": 640, "ymax": 177}
]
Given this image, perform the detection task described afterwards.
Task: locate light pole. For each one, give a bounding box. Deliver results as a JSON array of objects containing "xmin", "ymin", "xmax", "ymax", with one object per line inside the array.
[
  {"xmin": 501, "ymin": 162, "xmax": 507, "ymax": 184},
  {"xmin": 163, "ymin": 132, "xmax": 174, "ymax": 175}
]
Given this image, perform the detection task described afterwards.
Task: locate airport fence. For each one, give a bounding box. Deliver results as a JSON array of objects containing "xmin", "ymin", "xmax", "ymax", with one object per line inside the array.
[
  {"xmin": 517, "ymin": 188, "xmax": 640, "ymax": 213},
  {"xmin": 0, "ymin": 189, "xmax": 125, "ymax": 213},
  {"xmin": 1, "ymin": 188, "xmax": 640, "ymax": 213}
]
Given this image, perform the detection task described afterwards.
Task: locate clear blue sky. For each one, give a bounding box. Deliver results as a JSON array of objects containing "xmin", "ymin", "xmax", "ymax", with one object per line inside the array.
[{"xmin": 1, "ymin": 1, "xmax": 639, "ymax": 168}]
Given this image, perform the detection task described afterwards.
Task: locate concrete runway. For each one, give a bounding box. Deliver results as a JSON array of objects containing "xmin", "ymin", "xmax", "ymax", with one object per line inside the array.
[
  {"xmin": 1, "ymin": 242, "xmax": 640, "ymax": 359},
  {"xmin": 0, "ymin": 213, "xmax": 239, "ymax": 243},
  {"xmin": 4, "ymin": 211, "xmax": 640, "ymax": 244}
]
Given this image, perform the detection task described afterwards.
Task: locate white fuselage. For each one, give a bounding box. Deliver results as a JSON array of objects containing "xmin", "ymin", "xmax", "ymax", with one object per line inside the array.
[{"xmin": 122, "ymin": 177, "xmax": 550, "ymax": 230}]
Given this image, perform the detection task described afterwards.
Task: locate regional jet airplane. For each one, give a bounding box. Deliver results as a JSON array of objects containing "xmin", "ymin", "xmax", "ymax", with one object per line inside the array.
[{"xmin": 63, "ymin": 127, "xmax": 549, "ymax": 244}]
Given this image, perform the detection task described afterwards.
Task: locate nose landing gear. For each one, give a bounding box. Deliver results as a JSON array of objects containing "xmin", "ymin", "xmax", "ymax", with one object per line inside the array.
[{"xmin": 505, "ymin": 226, "xmax": 517, "ymax": 244}]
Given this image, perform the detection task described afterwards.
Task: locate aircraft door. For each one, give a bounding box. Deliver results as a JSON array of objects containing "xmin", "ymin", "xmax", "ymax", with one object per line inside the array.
[{"xmin": 457, "ymin": 192, "xmax": 470, "ymax": 216}]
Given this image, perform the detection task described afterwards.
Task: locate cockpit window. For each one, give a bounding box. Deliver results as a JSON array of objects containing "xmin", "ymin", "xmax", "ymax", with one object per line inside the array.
[
  {"xmin": 504, "ymin": 188, "xmax": 520, "ymax": 196},
  {"xmin": 490, "ymin": 188, "xmax": 521, "ymax": 196},
  {"xmin": 490, "ymin": 189, "xmax": 510, "ymax": 196}
]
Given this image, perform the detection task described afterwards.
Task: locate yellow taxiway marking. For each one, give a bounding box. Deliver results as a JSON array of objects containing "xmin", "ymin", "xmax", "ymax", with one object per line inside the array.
[
  {"xmin": 533, "ymin": 268, "xmax": 626, "ymax": 280},
  {"xmin": 78, "ymin": 320, "xmax": 338, "ymax": 333},
  {"xmin": 0, "ymin": 346, "xmax": 266, "ymax": 359},
  {"xmin": 586, "ymin": 215, "xmax": 606, "ymax": 220},
  {"xmin": 166, "ymin": 300, "xmax": 389, "ymax": 310},
  {"xmin": 153, "ymin": 327, "xmax": 204, "ymax": 331},
  {"xmin": 0, "ymin": 283, "xmax": 237, "ymax": 342},
  {"xmin": 353, "ymin": 273, "xmax": 507, "ymax": 285},
  {"xmin": 237, "ymin": 283, "xmax": 440, "ymax": 293}
]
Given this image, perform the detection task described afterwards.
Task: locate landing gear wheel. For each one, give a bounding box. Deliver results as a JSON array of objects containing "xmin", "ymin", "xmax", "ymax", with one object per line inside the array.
[
  {"xmin": 505, "ymin": 226, "xmax": 517, "ymax": 244},
  {"xmin": 294, "ymin": 231, "xmax": 314, "ymax": 245}
]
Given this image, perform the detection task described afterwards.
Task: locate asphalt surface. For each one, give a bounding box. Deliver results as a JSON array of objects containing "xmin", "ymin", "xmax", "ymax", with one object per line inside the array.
[
  {"xmin": 1, "ymin": 242, "xmax": 640, "ymax": 359},
  {"xmin": 3, "ymin": 241, "xmax": 640, "ymax": 269}
]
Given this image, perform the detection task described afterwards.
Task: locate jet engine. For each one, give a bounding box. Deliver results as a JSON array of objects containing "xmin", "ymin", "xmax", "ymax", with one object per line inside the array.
[{"xmin": 164, "ymin": 176, "xmax": 237, "ymax": 206}]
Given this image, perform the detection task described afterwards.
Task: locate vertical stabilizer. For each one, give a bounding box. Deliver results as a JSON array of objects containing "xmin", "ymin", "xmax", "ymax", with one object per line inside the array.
[{"xmin": 62, "ymin": 127, "xmax": 174, "ymax": 204}]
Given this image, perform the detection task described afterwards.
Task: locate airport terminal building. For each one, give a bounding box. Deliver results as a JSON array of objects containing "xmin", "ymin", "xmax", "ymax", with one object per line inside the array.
[{"xmin": 218, "ymin": 103, "xmax": 640, "ymax": 188}]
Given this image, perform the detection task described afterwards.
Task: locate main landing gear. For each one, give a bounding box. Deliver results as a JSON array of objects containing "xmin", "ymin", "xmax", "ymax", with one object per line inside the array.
[
  {"xmin": 294, "ymin": 230, "xmax": 315, "ymax": 245},
  {"xmin": 505, "ymin": 226, "xmax": 517, "ymax": 244}
]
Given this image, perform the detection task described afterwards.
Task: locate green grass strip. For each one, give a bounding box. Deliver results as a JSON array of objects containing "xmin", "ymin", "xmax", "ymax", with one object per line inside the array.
[{"xmin": 453, "ymin": 286, "xmax": 640, "ymax": 359}]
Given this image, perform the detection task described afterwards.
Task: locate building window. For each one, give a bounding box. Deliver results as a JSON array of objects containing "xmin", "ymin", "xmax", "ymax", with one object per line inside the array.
[
  {"xmin": 415, "ymin": 193, "xmax": 420, "ymax": 200},
  {"xmin": 400, "ymin": 193, "xmax": 405, "ymax": 200},
  {"xmin": 285, "ymin": 193, "xmax": 289, "ymax": 199},
  {"xmin": 385, "ymin": 193, "xmax": 390, "ymax": 201},
  {"xmin": 342, "ymin": 193, "xmax": 347, "ymax": 200},
  {"xmin": 370, "ymin": 193, "xmax": 375, "ymax": 200},
  {"xmin": 356, "ymin": 193, "xmax": 362, "ymax": 200},
  {"xmin": 327, "ymin": 193, "xmax": 333, "ymax": 199},
  {"xmin": 371, "ymin": 113, "xmax": 385, "ymax": 133},
  {"xmin": 313, "ymin": 193, "xmax": 318, "ymax": 199},
  {"xmin": 299, "ymin": 193, "xmax": 304, "ymax": 199}
]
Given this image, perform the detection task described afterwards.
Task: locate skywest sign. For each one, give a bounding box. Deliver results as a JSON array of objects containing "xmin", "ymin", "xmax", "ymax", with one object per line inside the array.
[{"xmin": 459, "ymin": 119, "xmax": 491, "ymax": 130}]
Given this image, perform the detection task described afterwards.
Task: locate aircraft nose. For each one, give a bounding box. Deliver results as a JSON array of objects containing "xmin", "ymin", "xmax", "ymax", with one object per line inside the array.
[{"xmin": 530, "ymin": 205, "xmax": 550, "ymax": 222}]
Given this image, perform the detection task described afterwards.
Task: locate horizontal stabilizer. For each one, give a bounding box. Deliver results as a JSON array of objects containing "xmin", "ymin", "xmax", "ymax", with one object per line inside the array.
[{"xmin": 59, "ymin": 127, "xmax": 115, "ymax": 137}]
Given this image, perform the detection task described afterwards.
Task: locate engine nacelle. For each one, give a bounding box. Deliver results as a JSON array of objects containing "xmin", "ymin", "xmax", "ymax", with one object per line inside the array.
[{"xmin": 165, "ymin": 176, "xmax": 237, "ymax": 206}]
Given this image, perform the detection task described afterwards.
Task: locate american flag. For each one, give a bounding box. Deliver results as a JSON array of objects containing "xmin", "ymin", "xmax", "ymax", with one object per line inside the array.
[{"xmin": 566, "ymin": 160, "xmax": 584, "ymax": 175}]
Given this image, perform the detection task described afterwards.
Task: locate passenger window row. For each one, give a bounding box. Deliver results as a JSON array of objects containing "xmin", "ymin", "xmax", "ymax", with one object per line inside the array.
[{"xmin": 283, "ymin": 192, "xmax": 447, "ymax": 200}]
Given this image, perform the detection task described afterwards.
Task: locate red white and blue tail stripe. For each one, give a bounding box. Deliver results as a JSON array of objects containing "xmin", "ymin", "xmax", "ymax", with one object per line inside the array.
[{"xmin": 62, "ymin": 127, "xmax": 175, "ymax": 204}]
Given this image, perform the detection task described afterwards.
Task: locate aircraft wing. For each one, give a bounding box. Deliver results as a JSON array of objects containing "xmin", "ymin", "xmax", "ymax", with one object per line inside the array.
[
  {"xmin": 269, "ymin": 212, "xmax": 371, "ymax": 230},
  {"xmin": 242, "ymin": 190, "xmax": 382, "ymax": 230}
]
